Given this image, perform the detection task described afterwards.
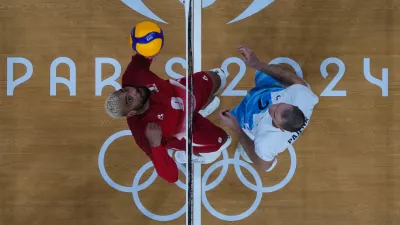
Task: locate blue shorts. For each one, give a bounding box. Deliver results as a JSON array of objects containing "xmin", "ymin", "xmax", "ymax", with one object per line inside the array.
[{"xmin": 230, "ymin": 70, "xmax": 284, "ymax": 128}]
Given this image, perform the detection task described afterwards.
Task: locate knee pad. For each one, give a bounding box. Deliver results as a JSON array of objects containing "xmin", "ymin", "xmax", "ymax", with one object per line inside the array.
[{"xmin": 211, "ymin": 68, "xmax": 227, "ymax": 93}]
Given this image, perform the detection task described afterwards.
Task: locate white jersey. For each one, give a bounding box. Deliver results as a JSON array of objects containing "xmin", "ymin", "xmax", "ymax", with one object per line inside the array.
[{"xmin": 241, "ymin": 84, "xmax": 319, "ymax": 161}]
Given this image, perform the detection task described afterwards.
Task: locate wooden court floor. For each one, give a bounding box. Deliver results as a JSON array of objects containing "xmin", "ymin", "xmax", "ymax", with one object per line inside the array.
[{"xmin": 1, "ymin": 0, "xmax": 400, "ymax": 224}]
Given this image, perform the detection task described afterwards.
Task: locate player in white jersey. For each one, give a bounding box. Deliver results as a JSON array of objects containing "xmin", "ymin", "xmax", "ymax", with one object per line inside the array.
[{"xmin": 219, "ymin": 45, "xmax": 319, "ymax": 172}]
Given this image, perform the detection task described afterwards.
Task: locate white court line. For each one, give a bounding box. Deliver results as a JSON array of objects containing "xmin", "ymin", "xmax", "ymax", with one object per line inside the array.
[{"xmin": 193, "ymin": 1, "xmax": 202, "ymax": 225}]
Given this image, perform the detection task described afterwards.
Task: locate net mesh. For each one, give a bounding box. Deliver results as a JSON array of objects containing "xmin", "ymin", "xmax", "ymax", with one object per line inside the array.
[{"xmin": 185, "ymin": 0, "xmax": 195, "ymax": 224}]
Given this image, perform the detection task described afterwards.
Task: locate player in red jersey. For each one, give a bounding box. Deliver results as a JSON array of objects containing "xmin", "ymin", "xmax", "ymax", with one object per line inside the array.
[{"xmin": 104, "ymin": 54, "xmax": 231, "ymax": 183}]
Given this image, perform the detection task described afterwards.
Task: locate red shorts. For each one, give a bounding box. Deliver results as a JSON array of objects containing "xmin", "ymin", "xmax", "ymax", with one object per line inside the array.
[
  {"xmin": 164, "ymin": 72, "xmax": 228, "ymax": 154},
  {"xmin": 178, "ymin": 71, "xmax": 214, "ymax": 112}
]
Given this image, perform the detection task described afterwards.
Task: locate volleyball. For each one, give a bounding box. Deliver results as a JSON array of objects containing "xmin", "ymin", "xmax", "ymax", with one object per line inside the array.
[{"xmin": 130, "ymin": 21, "xmax": 164, "ymax": 57}]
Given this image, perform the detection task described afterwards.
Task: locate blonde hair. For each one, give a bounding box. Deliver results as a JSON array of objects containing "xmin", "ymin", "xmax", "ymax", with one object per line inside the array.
[{"xmin": 104, "ymin": 92, "xmax": 124, "ymax": 118}]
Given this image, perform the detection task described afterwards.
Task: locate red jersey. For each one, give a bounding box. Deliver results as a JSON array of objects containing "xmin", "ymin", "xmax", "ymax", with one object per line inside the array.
[{"xmin": 122, "ymin": 54, "xmax": 184, "ymax": 183}]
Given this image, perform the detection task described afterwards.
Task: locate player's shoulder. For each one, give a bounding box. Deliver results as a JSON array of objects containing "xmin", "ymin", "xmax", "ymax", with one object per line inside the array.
[
  {"xmin": 255, "ymin": 118, "xmax": 287, "ymax": 139},
  {"xmin": 286, "ymin": 83, "xmax": 315, "ymax": 94},
  {"xmin": 285, "ymin": 83, "xmax": 319, "ymax": 106},
  {"xmin": 254, "ymin": 129, "xmax": 289, "ymax": 159},
  {"xmin": 122, "ymin": 68, "xmax": 147, "ymax": 85},
  {"xmin": 126, "ymin": 116, "xmax": 145, "ymax": 133}
]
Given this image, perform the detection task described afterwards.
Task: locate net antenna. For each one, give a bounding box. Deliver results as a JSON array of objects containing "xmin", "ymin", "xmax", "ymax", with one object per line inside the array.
[{"xmin": 185, "ymin": 0, "xmax": 195, "ymax": 224}]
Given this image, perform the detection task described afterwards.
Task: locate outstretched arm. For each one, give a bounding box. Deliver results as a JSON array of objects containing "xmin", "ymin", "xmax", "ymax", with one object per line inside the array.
[
  {"xmin": 145, "ymin": 123, "xmax": 179, "ymax": 183},
  {"xmin": 218, "ymin": 110, "xmax": 274, "ymax": 172},
  {"xmin": 122, "ymin": 54, "xmax": 159, "ymax": 84},
  {"xmin": 237, "ymin": 45, "xmax": 307, "ymax": 87},
  {"xmin": 235, "ymin": 125, "xmax": 275, "ymax": 171},
  {"xmin": 129, "ymin": 53, "xmax": 152, "ymax": 70},
  {"xmin": 255, "ymin": 64, "xmax": 306, "ymax": 87}
]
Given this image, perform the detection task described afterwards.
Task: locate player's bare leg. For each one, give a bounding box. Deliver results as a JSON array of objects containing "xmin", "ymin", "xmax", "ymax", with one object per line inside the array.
[
  {"xmin": 203, "ymin": 70, "xmax": 222, "ymax": 104},
  {"xmin": 199, "ymin": 69, "xmax": 227, "ymax": 117}
]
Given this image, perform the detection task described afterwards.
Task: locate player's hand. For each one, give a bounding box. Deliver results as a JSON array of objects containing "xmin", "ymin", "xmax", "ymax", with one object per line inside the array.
[
  {"xmin": 145, "ymin": 123, "xmax": 162, "ymax": 148},
  {"xmin": 237, "ymin": 45, "xmax": 263, "ymax": 70},
  {"xmin": 218, "ymin": 110, "xmax": 241, "ymax": 134},
  {"xmin": 133, "ymin": 50, "xmax": 157, "ymax": 61},
  {"xmin": 148, "ymin": 54, "xmax": 157, "ymax": 61}
]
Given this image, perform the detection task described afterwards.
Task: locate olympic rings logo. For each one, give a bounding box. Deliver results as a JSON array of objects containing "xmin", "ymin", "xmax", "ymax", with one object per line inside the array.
[{"xmin": 98, "ymin": 130, "xmax": 297, "ymax": 222}]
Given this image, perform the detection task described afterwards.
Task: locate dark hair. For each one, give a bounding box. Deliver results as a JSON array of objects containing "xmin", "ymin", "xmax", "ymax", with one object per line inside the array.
[{"xmin": 280, "ymin": 106, "xmax": 305, "ymax": 132}]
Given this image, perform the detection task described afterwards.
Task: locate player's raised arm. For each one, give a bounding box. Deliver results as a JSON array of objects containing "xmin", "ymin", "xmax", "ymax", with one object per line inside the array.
[
  {"xmin": 122, "ymin": 20, "xmax": 164, "ymax": 81},
  {"xmin": 237, "ymin": 45, "xmax": 307, "ymax": 87},
  {"xmin": 122, "ymin": 53, "xmax": 155, "ymax": 80},
  {"xmin": 145, "ymin": 122, "xmax": 179, "ymax": 183}
]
